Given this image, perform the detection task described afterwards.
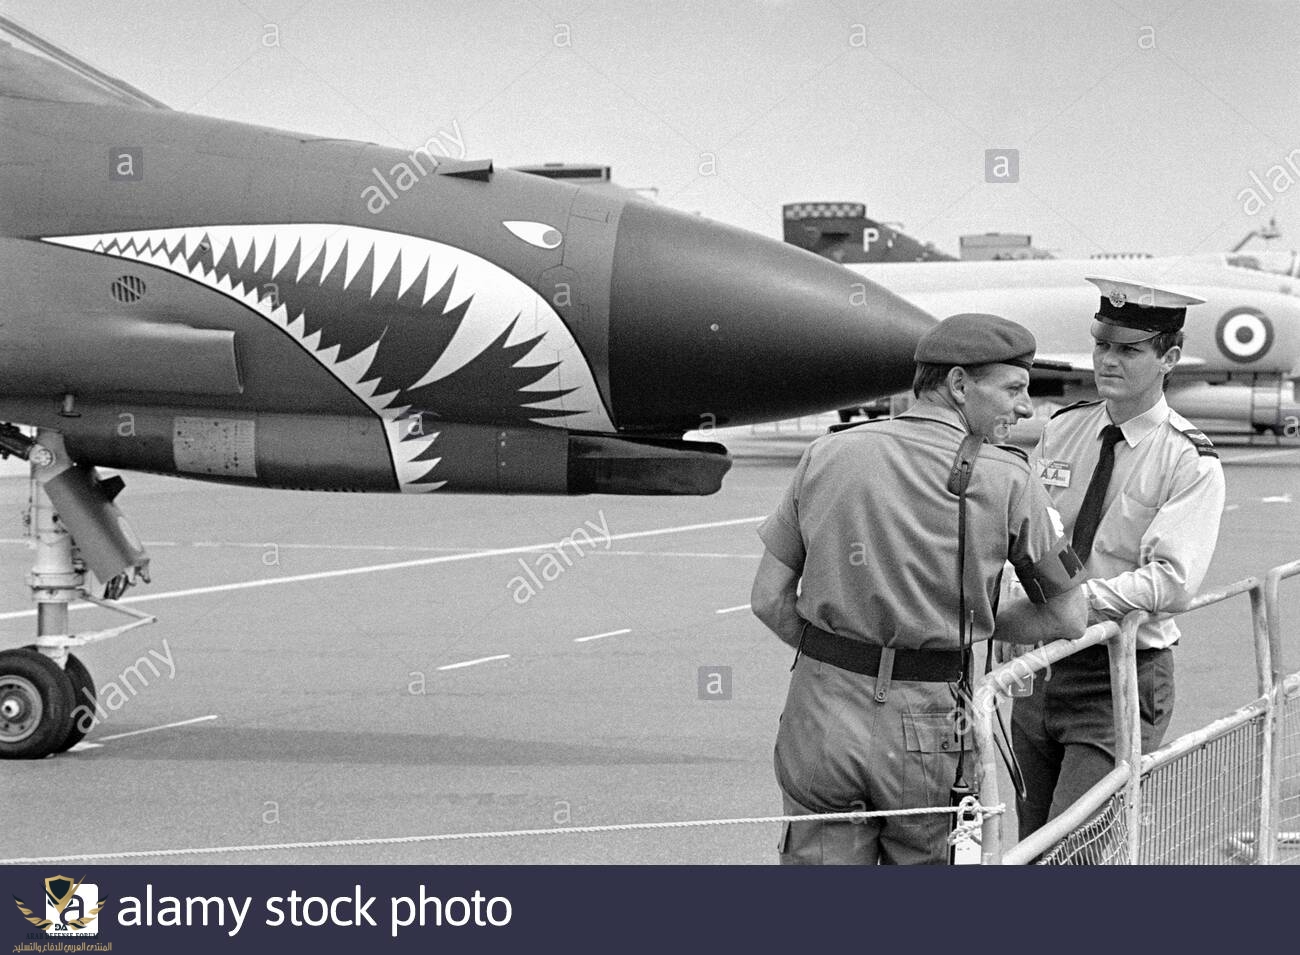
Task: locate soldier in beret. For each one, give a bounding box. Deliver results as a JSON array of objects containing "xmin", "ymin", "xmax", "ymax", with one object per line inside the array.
[
  {"xmin": 1011, "ymin": 278, "xmax": 1227, "ymax": 841},
  {"xmin": 752, "ymin": 312, "xmax": 1088, "ymax": 864}
]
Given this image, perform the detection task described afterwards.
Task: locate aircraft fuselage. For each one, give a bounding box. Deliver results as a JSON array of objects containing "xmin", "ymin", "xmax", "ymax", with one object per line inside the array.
[{"xmin": 0, "ymin": 96, "xmax": 934, "ymax": 494}]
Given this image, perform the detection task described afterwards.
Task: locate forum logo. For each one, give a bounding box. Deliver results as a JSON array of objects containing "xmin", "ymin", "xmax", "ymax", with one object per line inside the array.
[{"xmin": 13, "ymin": 875, "xmax": 104, "ymax": 936}]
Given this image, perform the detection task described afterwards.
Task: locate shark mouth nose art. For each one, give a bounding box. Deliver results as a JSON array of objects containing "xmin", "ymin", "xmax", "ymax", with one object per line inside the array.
[{"xmin": 41, "ymin": 224, "xmax": 614, "ymax": 490}]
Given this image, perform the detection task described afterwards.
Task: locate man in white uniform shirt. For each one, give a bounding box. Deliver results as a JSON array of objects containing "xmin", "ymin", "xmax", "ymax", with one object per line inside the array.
[{"xmin": 1011, "ymin": 277, "xmax": 1226, "ymax": 839}]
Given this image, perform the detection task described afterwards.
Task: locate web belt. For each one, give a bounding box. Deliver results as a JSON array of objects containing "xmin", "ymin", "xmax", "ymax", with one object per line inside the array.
[{"xmin": 796, "ymin": 621, "xmax": 963, "ymax": 683}]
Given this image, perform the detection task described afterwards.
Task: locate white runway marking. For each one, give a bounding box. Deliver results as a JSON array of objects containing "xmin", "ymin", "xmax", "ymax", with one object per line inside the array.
[
  {"xmin": 437, "ymin": 654, "xmax": 510, "ymax": 671},
  {"xmin": 0, "ymin": 540, "xmax": 476, "ymax": 553},
  {"xmin": 184, "ymin": 541, "xmax": 474, "ymax": 553},
  {"xmin": 0, "ymin": 539, "xmax": 765, "ymax": 557},
  {"xmin": 1261, "ymin": 494, "xmax": 1293, "ymax": 504},
  {"xmin": 94, "ymin": 714, "xmax": 219, "ymax": 742},
  {"xmin": 599, "ymin": 550, "xmax": 761, "ymax": 559},
  {"xmin": 715, "ymin": 604, "xmax": 751, "ymax": 614},
  {"xmin": 574, "ymin": 628, "xmax": 631, "ymax": 643},
  {"xmin": 0, "ymin": 515, "xmax": 766, "ymax": 621}
]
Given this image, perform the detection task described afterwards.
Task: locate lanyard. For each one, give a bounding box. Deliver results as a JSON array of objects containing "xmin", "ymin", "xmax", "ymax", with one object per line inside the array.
[{"xmin": 946, "ymin": 434, "xmax": 983, "ymax": 791}]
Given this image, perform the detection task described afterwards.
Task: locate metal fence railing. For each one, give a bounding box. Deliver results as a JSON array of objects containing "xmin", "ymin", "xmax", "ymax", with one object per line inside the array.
[
  {"xmin": 1280, "ymin": 673, "xmax": 1300, "ymax": 864},
  {"xmin": 1034, "ymin": 788, "xmax": 1130, "ymax": 865},
  {"xmin": 974, "ymin": 559, "xmax": 1300, "ymax": 864},
  {"xmin": 1138, "ymin": 702, "xmax": 1266, "ymax": 864}
]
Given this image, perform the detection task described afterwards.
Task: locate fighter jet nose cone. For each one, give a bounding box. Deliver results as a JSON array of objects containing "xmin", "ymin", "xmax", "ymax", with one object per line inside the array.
[{"xmin": 607, "ymin": 203, "xmax": 935, "ymax": 431}]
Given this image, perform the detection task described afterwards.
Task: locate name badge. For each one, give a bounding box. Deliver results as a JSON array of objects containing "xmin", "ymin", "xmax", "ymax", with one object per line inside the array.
[{"xmin": 1040, "ymin": 460, "xmax": 1072, "ymax": 488}]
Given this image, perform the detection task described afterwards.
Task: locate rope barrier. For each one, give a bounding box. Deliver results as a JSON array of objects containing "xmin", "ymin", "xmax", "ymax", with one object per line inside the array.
[
  {"xmin": 948, "ymin": 795, "xmax": 988, "ymax": 848},
  {"xmin": 0, "ymin": 803, "xmax": 1007, "ymax": 865}
]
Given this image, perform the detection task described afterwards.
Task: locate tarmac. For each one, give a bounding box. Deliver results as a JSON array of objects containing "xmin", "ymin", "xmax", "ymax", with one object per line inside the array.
[{"xmin": 1, "ymin": 414, "xmax": 1298, "ymax": 864}]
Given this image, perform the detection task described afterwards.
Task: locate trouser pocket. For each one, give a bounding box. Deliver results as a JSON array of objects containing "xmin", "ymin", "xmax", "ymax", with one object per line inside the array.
[{"xmin": 902, "ymin": 709, "xmax": 964, "ymax": 807}]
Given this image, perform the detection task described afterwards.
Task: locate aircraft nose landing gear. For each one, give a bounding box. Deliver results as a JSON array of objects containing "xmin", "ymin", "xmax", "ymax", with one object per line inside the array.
[{"xmin": 0, "ymin": 427, "xmax": 155, "ymax": 759}]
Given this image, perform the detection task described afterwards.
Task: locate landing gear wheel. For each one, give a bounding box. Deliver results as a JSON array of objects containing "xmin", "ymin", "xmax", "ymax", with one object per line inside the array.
[
  {"xmin": 21, "ymin": 646, "xmax": 94, "ymax": 752},
  {"xmin": 56, "ymin": 654, "xmax": 95, "ymax": 752},
  {"xmin": 0, "ymin": 648, "xmax": 76, "ymax": 759}
]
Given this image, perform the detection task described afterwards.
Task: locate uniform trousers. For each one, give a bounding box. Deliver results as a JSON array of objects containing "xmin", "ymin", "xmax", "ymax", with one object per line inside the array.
[
  {"xmin": 1010, "ymin": 644, "xmax": 1174, "ymax": 839},
  {"xmin": 774, "ymin": 653, "xmax": 967, "ymax": 865}
]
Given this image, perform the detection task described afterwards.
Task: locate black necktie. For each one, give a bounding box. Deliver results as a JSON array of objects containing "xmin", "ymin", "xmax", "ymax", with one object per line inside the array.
[{"xmin": 1071, "ymin": 424, "xmax": 1125, "ymax": 566}]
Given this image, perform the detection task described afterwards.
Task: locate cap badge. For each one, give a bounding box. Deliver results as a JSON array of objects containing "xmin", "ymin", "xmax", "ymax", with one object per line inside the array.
[{"xmin": 1107, "ymin": 290, "xmax": 1127, "ymax": 308}]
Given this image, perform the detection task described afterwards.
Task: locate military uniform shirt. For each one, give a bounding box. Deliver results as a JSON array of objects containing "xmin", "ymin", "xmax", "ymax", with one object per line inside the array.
[
  {"xmin": 758, "ymin": 404, "xmax": 1080, "ymax": 651},
  {"xmin": 1034, "ymin": 397, "xmax": 1226, "ymax": 649}
]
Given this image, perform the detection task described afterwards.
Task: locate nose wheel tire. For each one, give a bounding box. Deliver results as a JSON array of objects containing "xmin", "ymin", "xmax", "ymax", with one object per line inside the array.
[
  {"xmin": 0, "ymin": 648, "xmax": 77, "ymax": 759},
  {"xmin": 56, "ymin": 654, "xmax": 95, "ymax": 752},
  {"xmin": 21, "ymin": 645, "xmax": 95, "ymax": 753}
]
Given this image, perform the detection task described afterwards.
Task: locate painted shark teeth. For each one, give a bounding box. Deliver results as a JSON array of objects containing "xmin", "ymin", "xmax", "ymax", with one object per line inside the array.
[{"xmin": 41, "ymin": 224, "xmax": 614, "ymax": 492}]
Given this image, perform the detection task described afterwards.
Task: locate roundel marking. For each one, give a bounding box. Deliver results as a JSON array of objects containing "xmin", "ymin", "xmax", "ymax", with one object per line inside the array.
[{"xmin": 1215, "ymin": 308, "xmax": 1273, "ymax": 363}]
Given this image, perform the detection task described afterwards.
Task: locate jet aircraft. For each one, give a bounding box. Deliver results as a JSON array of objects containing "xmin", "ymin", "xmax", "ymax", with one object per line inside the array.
[
  {"xmin": 0, "ymin": 21, "xmax": 934, "ymax": 758},
  {"xmin": 783, "ymin": 204, "xmax": 1300, "ymax": 433}
]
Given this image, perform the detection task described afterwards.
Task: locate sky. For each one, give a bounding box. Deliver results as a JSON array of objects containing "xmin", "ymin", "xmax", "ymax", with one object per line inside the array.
[{"xmin": 3, "ymin": 0, "xmax": 1299, "ymax": 258}]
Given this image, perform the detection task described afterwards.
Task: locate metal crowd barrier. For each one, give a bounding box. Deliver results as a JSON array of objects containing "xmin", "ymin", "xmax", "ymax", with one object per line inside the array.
[
  {"xmin": 973, "ymin": 559, "xmax": 1300, "ymax": 864},
  {"xmin": 1280, "ymin": 671, "xmax": 1300, "ymax": 862}
]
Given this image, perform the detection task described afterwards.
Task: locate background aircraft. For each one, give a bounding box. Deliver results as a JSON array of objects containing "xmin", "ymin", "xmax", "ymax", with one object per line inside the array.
[
  {"xmin": 0, "ymin": 21, "xmax": 934, "ymax": 758},
  {"xmin": 783, "ymin": 203, "xmax": 1300, "ymax": 434}
]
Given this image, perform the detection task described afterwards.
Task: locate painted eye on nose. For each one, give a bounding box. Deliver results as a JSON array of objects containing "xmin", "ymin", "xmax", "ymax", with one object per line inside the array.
[{"xmin": 503, "ymin": 220, "xmax": 563, "ymax": 250}]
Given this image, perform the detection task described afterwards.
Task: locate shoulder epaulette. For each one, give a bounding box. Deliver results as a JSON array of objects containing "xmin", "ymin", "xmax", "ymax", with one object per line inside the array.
[
  {"xmin": 1178, "ymin": 426, "xmax": 1219, "ymax": 459},
  {"xmin": 827, "ymin": 417, "xmax": 886, "ymax": 434},
  {"xmin": 996, "ymin": 444, "xmax": 1030, "ymax": 463},
  {"xmin": 1049, "ymin": 399, "xmax": 1103, "ymax": 420}
]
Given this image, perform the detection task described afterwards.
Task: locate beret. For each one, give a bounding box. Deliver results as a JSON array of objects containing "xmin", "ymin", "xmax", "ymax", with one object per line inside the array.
[{"xmin": 914, "ymin": 312, "xmax": 1037, "ymax": 370}]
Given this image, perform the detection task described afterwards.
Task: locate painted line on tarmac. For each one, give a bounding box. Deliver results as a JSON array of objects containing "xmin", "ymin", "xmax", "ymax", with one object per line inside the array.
[
  {"xmin": 185, "ymin": 541, "xmax": 476, "ymax": 553},
  {"xmin": 715, "ymin": 604, "xmax": 751, "ymax": 614},
  {"xmin": 437, "ymin": 654, "xmax": 510, "ymax": 671},
  {"xmin": 597, "ymin": 550, "xmax": 761, "ymax": 559},
  {"xmin": 574, "ymin": 628, "xmax": 631, "ymax": 643},
  {"xmin": 0, "ymin": 539, "xmax": 478, "ymax": 552},
  {"xmin": 0, "ymin": 516, "xmax": 766, "ymax": 621},
  {"xmin": 92, "ymin": 714, "xmax": 220, "ymax": 743}
]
